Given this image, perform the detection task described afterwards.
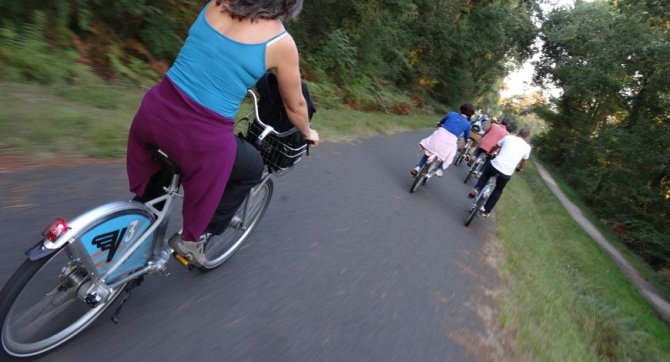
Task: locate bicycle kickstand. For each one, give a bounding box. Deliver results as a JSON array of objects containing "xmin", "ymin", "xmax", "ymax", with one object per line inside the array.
[{"xmin": 111, "ymin": 276, "xmax": 144, "ymax": 324}]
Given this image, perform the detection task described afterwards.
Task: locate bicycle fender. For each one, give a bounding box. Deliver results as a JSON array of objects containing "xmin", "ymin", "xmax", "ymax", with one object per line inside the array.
[
  {"xmin": 36, "ymin": 201, "xmax": 155, "ymax": 252},
  {"xmin": 25, "ymin": 240, "xmax": 58, "ymax": 261}
]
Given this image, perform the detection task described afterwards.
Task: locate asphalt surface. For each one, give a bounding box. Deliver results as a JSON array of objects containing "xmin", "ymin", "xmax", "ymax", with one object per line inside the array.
[{"xmin": 0, "ymin": 130, "xmax": 502, "ymax": 361}]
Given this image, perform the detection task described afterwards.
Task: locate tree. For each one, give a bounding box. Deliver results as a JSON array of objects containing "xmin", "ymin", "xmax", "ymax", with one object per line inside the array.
[{"xmin": 534, "ymin": 0, "xmax": 670, "ymax": 272}]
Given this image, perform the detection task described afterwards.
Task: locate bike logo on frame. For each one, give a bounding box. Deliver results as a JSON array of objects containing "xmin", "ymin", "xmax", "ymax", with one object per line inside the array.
[{"xmin": 92, "ymin": 228, "xmax": 127, "ymax": 262}]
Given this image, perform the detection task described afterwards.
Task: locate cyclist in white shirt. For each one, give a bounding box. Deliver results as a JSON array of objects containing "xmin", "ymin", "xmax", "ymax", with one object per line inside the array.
[{"xmin": 467, "ymin": 128, "xmax": 531, "ymax": 217}]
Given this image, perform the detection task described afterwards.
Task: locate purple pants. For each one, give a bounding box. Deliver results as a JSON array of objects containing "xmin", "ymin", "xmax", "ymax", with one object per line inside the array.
[{"xmin": 127, "ymin": 77, "xmax": 237, "ymax": 241}]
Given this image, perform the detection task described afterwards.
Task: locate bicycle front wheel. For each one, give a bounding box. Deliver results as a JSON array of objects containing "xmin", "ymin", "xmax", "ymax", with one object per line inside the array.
[
  {"xmin": 0, "ymin": 246, "xmax": 125, "ymax": 359},
  {"xmin": 409, "ymin": 163, "xmax": 430, "ymax": 193},
  {"xmin": 464, "ymin": 192, "xmax": 486, "ymax": 227},
  {"xmin": 201, "ymin": 178, "xmax": 274, "ymax": 271}
]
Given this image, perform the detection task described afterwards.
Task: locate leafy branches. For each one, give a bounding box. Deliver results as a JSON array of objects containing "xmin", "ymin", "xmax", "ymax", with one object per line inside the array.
[
  {"xmin": 0, "ymin": 0, "xmax": 540, "ymax": 111},
  {"xmin": 534, "ymin": 0, "xmax": 670, "ymax": 275}
]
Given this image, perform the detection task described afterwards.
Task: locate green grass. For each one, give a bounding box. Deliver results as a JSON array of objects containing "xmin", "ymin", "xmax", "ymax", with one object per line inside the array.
[
  {"xmin": 0, "ymin": 81, "xmax": 437, "ymax": 160},
  {"xmin": 536, "ymin": 161, "xmax": 670, "ymax": 302},
  {"xmin": 0, "ymin": 82, "xmax": 142, "ymax": 158},
  {"xmin": 496, "ymin": 162, "xmax": 670, "ymax": 361}
]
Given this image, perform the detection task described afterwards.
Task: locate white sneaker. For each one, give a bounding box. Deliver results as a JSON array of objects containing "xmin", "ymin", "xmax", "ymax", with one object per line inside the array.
[
  {"xmin": 169, "ymin": 232, "xmax": 209, "ymax": 267},
  {"xmin": 435, "ymin": 169, "xmax": 443, "ymax": 177}
]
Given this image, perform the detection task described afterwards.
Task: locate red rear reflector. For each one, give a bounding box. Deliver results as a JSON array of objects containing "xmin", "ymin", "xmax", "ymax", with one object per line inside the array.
[{"xmin": 44, "ymin": 219, "xmax": 68, "ymax": 241}]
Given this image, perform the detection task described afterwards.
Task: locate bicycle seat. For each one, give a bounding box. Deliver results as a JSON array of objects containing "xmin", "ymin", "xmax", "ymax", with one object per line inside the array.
[{"xmin": 149, "ymin": 146, "xmax": 181, "ymax": 175}]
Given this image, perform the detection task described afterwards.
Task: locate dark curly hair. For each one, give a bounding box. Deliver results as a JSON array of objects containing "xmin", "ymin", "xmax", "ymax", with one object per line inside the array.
[
  {"xmin": 216, "ymin": 0, "xmax": 303, "ymax": 21},
  {"xmin": 459, "ymin": 103, "xmax": 476, "ymax": 119}
]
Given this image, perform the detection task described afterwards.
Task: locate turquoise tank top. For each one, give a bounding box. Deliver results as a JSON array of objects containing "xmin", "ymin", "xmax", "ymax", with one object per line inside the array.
[{"xmin": 167, "ymin": 7, "xmax": 287, "ymax": 118}]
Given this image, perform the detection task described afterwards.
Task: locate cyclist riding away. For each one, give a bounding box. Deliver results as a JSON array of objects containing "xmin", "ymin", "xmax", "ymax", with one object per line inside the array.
[
  {"xmin": 411, "ymin": 104, "xmax": 475, "ymax": 177},
  {"xmin": 468, "ymin": 117, "xmax": 510, "ymax": 165},
  {"xmin": 464, "ymin": 112, "xmax": 487, "ymax": 158},
  {"xmin": 467, "ymin": 128, "xmax": 531, "ymax": 217},
  {"xmin": 126, "ymin": 0, "xmax": 318, "ymax": 268}
]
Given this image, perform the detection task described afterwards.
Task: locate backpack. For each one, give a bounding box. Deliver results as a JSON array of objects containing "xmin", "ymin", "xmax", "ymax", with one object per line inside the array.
[
  {"xmin": 256, "ymin": 72, "xmax": 316, "ymax": 131},
  {"xmin": 247, "ymin": 72, "xmax": 316, "ymax": 171},
  {"xmin": 471, "ymin": 119, "xmax": 482, "ymax": 133}
]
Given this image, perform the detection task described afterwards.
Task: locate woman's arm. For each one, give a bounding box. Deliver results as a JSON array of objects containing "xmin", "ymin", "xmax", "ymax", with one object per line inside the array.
[{"xmin": 266, "ymin": 34, "xmax": 319, "ymax": 145}]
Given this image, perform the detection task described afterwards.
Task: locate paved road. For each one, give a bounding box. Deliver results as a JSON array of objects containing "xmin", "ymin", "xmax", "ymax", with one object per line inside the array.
[{"xmin": 0, "ymin": 130, "xmax": 502, "ymax": 361}]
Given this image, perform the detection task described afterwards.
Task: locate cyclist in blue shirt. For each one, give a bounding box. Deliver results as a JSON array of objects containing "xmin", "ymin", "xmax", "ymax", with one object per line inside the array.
[{"xmin": 411, "ymin": 104, "xmax": 475, "ymax": 177}]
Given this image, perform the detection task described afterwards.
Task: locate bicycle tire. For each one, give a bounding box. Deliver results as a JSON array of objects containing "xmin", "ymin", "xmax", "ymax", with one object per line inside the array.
[
  {"xmin": 409, "ymin": 163, "xmax": 430, "ymax": 193},
  {"xmin": 454, "ymin": 147, "xmax": 468, "ymax": 166},
  {"xmin": 464, "ymin": 193, "xmax": 486, "ymax": 227},
  {"xmin": 464, "ymin": 158, "xmax": 482, "ymax": 184},
  {"xmin": 0, "ymin": 247, "xmax": 126, "ymax": 359},
  {"xmin": 422, "ymin": 162, "xmax": 439, "ymax": 186},
  {"xmin": 200, "ymin": 178, "xmax": 274, "ymax": 271},
  {"xmin": 464, "ymin": 167, "xmax": 476, "ymax": 184}
]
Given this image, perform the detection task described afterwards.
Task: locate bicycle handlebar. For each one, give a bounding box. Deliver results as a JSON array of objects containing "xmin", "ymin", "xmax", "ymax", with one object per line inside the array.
[{"xmin": 245, "ymin": 89, "xmax": 301, "ymax": 142}]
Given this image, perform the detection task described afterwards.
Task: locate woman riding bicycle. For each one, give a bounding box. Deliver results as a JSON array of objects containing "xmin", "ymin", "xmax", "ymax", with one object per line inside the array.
[
  {"xmin": 411, "ymin": 103, "xmax": 475, "ymax": 177},
  {"xmin": 468, "ymin": 117, "xmax": 510, "ymax": 165},
  {"xmin": 126, "ymin": 0, "xmax": 319, "ymax": 267}
]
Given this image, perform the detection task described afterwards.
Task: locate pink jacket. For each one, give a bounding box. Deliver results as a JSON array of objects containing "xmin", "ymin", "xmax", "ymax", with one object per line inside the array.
[{"xmin": 419, "ymin": 127, "xmax": 459, "ymax": 165}]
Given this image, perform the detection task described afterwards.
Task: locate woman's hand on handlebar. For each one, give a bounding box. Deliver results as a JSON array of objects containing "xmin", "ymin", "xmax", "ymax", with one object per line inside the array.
[{"xmin": 304, "ymin": 128, "xmax": 319, "ymax": 146}]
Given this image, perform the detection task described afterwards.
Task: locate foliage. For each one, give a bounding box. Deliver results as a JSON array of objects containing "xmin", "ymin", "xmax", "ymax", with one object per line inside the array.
[
  {"xmin": 0, "ymin": 81, "xmax": 437, "ymax": 158},
  {"xmin": 499, "ymin": 91, "xmax": 549, "ymax": 135},
  {"xmin": 0, "ymin": 0, "xmax": 541, "ymax": 111},
  {"xmin": 0, "ymin": 0, "xmax": 198, "ymax": 83},
  {"xmin": 533, "ymin": 0, "xmax": 670, "ymax": 273},
  {"xmin": 0, "ymin": 12, "xmax": 79, "ymax": 82}
]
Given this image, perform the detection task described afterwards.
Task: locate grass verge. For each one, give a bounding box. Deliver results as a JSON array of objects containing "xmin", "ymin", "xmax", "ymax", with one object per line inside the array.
[
  {"xmin": 0, "ymin": 81, "xmax": 436, "ymax": 162},
  {"xmin": 536, "ymin": 161, "xmax": 670, "ymax": 302},
  {"xmin": 495, "ymin": 161, "xmax": 670, "ymax": 360},
  {"xmin": 0, "ymin": 82, "xmax": 143, "ymax": 158}
]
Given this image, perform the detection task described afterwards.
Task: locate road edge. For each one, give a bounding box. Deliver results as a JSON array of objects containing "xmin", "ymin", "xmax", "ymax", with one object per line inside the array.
[{"xmin": 533, "ymin": 160, "xmax": 670, "ymax": 324}]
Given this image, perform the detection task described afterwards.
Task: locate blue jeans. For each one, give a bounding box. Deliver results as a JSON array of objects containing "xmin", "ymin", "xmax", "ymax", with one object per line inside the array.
[
  {"xmin": 474, "ymin": 161, "xmax": 511, "ymax": 213},
  {"xmin": 416, "ymin": 154, "xmax": 429, "ymax": 168},
  {"xmin": 472, "ymin": 147, "xmax": 485, "ymax": 159}
]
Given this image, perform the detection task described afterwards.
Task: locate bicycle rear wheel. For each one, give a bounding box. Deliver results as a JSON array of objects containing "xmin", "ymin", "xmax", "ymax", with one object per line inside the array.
[
  {"xmin": 454, "ymin": 147, "xmax": 468, "ymax": 166},
  {"xmin": 200, "ymin": 178, "xmax": 274, "ymax": 271},
  {"xmin": 409, "ymin": 163, "xmax": 430, "ymax": 193},
  {"xmin": 464, "ymin": 158, "xmax": 482, "ymax": 184},
  {"xmin": 0, "ymin": 246, "xmax": 125, "ymax": 359},
  {"xmin": 464, "ymin": 193, "xmax": 486, "ymax": 227}
]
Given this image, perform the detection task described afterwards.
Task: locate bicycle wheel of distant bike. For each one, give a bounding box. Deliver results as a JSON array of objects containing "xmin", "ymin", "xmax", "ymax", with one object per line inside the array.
[
  {"xmin": 454, "ymin": 148, "xmax": 468, "ymax": 166},
  {"xmin": 200, "ymin": 178, "xmax": 273, "ymax": 271},
  {"xmin": 464, "ymin": 192, "xmax": 486, "ymax": 227},
  {"xmin": 409, "ymin": 163, "xmax": 431, "ymax": 193},
  {"xmin": 464, "ymin": 158, "xmax": 483, "ymax": 184}
]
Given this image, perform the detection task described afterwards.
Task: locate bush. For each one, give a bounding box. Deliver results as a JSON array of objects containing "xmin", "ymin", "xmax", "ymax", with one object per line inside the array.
[{"xmin": 0, "ymin": 12, "xmax": 79, "ymax": 83}]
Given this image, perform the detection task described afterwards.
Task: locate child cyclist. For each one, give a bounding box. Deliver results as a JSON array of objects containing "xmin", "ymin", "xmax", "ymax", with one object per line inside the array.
[{"xmin": 411, "ymin": 103, "xmax": 476, "ymax": 177}]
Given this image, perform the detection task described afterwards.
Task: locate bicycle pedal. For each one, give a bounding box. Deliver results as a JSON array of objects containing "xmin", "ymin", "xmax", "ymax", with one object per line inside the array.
[{"xmin": 173, "ymin": 252, "xmax": 194, "ymax": 271}]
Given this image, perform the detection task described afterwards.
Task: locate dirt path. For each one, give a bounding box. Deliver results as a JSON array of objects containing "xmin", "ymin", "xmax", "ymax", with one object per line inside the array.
[{"xmin": 534, "ymin": 161, "xmax": 670, "ymax": 324}]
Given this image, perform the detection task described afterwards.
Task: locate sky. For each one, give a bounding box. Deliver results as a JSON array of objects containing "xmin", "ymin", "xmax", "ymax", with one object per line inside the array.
[
  {"xmin": 500, "ymin": 0, "xmax": 578, "ymax": 99},
  {"xmin": 500, "ymin": 61, "xmax": 539, "ymax": 99}
]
